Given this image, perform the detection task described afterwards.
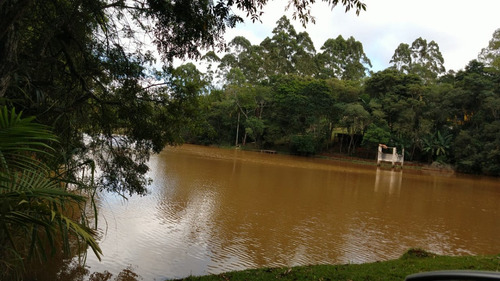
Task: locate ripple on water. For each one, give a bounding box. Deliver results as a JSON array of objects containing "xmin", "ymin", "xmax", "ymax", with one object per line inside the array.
[{"xmin": 74, "ymin": 145, "xmax": 500, "ymax": 280}]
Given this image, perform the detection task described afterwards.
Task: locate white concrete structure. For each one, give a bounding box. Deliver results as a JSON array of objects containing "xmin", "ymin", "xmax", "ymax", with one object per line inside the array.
[{"xmin": 377, "ymin": 144, "xmax": 404, "ymax": 168}]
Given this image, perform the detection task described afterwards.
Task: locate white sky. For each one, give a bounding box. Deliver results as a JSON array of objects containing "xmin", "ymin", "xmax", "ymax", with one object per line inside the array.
[{"xmin": 218, "ymin": 0, "xmax": 500, "ymax": 72}]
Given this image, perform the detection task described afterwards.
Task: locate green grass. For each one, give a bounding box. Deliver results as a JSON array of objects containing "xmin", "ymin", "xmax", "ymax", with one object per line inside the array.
[{"xmin": 174, "ymin": 249, "xmax": 500, "ymax": 281}]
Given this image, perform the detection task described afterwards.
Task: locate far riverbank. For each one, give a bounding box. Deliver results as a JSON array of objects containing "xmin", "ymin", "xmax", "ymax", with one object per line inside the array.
[{"xmin": 233, "ymin": 144, "xmax": 456, "ymax": 173}]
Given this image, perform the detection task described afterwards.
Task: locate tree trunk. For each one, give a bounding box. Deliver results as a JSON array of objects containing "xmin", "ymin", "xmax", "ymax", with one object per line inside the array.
[
  {"xmin": 348, "ymin": 134, "xmax": 354, "ymax": 155},
  {"xmin": 339, "ymin": 134, "xmax": 343, "ymax": 153},
  {"xmin": 0, "ymin": 0, "xmax": 32, "ymax": 97},
  {"xmin": 235, "ymin": 111, "xmax": 240, "ymax": 146},
  {"xmin": 0, "ymin": 25, "xmax": 17, "ymax": 97}
]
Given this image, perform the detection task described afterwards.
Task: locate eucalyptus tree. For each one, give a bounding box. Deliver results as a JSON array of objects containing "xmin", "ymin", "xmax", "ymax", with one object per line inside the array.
[
  {"xmin": 390, "ymin": 37, "xmax": 446, "ymax": 81},
  {"xmin": 390, "ymin": 43, "xmax": 412, "ymax": 74},
  {"xmin": 260, "ymin": 16, "xmax": 318, "ymax": 77},
  {"xmin": 317, "ymin": 35, "xmax": 372, "ymax": 80},
  {"xmin": 218, "ymin": 36, "xmax": 266, "ymax": 83},
  {"xmin": 260, "ymin": 16, "xmax": 300, "ymax": 76},
  {"xmin": 478, "ymin": 28, "xmax": 500, "ymax": 70},
  {"xmin": 200, "ymin": 51, "xmax": 222, "ymax": 86},
  {"xmin": 294, "ymin": 31, "xmax": 320, "ymax": 76}
]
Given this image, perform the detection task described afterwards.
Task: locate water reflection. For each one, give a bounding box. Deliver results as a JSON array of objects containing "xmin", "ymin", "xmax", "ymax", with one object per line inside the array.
[
  {"xmin": 374, "ymin": 168, "xmax": 402, "ymax": 195},
  {"xmin": 78, "ymin": 144, "xmax": 500, "ymax": 280}
]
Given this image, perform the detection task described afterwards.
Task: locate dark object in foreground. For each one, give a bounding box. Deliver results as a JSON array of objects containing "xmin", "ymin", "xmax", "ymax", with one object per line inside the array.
[{"xmin": 405, "ymin": 270, "xmax": 500, "ymax": 280}]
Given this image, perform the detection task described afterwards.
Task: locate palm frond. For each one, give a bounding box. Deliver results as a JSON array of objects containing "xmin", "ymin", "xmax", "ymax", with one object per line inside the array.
[{"xmin": 0, "ymin": 106, "xmax": 102, "ymax": 279}]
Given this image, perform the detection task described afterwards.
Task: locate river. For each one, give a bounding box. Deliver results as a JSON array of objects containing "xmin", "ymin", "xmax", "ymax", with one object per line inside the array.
[{"xmin": 69, "ymin": 144, "xmax": 500, "ymax": 280}]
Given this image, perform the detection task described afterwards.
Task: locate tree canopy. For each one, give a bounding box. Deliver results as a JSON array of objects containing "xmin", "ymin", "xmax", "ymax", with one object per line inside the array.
[
  {"xmin": 0, "ymin": 0, "xmax": 366, "ymax": 196},
  {"xmin": 192, "ymin": 23, "xmax": 500, "ymax": 176},
  {"xmin": 390, "ymin": 37, "xmax": 445, "ymax": 81}
]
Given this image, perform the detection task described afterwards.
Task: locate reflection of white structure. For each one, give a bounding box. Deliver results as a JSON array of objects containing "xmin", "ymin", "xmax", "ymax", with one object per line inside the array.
[
  {"xmin": 374, "ymin": 167, "xmax": 402, "ymax": 194},
  {"xmin": 377, "ymin": 144, "xmax": 404, "ymax": 168}
]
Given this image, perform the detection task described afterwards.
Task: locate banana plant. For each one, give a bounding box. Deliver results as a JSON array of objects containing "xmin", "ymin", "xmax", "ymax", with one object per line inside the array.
[{"xmin": 421, "ymin": 130, "xmax": 452, "ymax": 162}]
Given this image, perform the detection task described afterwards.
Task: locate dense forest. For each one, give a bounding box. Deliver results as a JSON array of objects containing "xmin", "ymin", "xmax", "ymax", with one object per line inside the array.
[{"xmin": 178, "ymin": 17, "xmax": 500, "ymax": 176}]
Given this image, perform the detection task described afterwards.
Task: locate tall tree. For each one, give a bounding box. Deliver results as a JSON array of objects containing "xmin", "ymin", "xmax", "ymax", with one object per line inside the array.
[
  {"xmin": 294, "ymin": 31, "xmax": 319, "ymax": 76},
  {"xmin": 478, "ymin": 28, "xmax": 500, "ymax": 70},
  {"xmin": 389, "ymin": 43, "xmax": 412, "ymax": 74},
  {"xmin": 260, "ymin": 16, "xmax": 300, "ymax": 76},
  {"xmin": 390, "ymin": 37, "xmax": 445, "ymax": 81},
  {"xmin": 260, "ymin": 16, "xmax": 317, "ymax": 77},
  {"xmin": 218, "ymin": 36, "xmax": 265, "ymax": 83},
  {"xmin": 317, "ymin": 35, "xmax": 372, "ymax": 80}
]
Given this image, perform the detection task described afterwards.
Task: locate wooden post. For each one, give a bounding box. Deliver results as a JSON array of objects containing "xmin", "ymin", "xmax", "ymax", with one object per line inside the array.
[
  {"xmin": 392, "ymin": 147, "xmax": 396, "ymax": 167},
  {"xmin": 377, "ymin": 144, "xmax": 382, "ymax": 166},
  {"xmin": 401, "ymin": 148, "xmax": 405, "ymax": 168}
]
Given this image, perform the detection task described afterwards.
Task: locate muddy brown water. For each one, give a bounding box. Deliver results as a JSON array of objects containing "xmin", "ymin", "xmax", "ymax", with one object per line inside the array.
[{"xmin": 75, "ymin": 145, "xmax": 500, "ymax": 280}]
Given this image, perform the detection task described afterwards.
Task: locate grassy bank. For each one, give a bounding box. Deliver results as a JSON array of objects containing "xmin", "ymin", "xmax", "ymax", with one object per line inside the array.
[{"xmin": 175, "ymin": 249, "xmax": 500, "ymax": 281}]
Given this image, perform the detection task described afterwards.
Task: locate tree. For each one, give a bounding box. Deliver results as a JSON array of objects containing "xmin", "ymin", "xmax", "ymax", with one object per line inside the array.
[
  {"xmin": 448, "ymin": 60, "xmax": 500, "ymax": 175},
  {"xmin": 218, "ymin": 36, "xmax": 265, "ymax": 83},
  {"xmin": 295, "ymin": 31, "xmax": 320, "ymax": 76},
  {"xmin": 362, "ymin": 123, "xmax": 391, "ymax": 148},
  {"xmin": 340, "ymin": 103, "xmax": 370, "ymax": 154},
  {"xmin": 390, "ymin": 37, "xmax": 445, "ymax": 81},
  {"xmin": 364, "ymin": 69, "xmax": 429, "ymax": 159},
  {"xmin": 317, "ymin": 35, "xmax": 372, "ymax": 80},
  {"xmin": 226, "ymin": 82, "xmax": 258, "ymax": 146},
  {"xmin": 245, "ymin": 116, "xmax": 266, "ymax": 145},
  {"xmin": 389, "ymin": 43, "xmax": 412, "ymax": 74},
  {"xmin": 197, "ymin": 89, "xmax": 239, "ymax": 145},
  {"xmin": 290, "ymin": 134, "xmax": 317, "ymax": 155},
  {"xmin": 478, "ymin": 28, "xmax": 500, "ymax": 70},
  {"xmin": 260, "ymin": 16, "xmax": 302, "ymax": 76},
  {"xmin": 287, "ymin": 0, "xmax": 366, "ymax": 25},
  {"xmin": 260, "ymin": 16, "xmax": 320, "ymax": 77}
]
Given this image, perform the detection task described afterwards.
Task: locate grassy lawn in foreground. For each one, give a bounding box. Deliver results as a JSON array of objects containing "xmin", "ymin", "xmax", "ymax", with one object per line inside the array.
[{"xmin": 174, "ymin": 249, "xmax": 500, "ymax": 281}]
